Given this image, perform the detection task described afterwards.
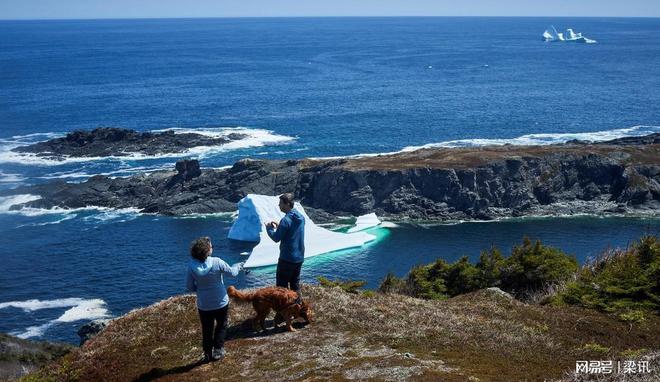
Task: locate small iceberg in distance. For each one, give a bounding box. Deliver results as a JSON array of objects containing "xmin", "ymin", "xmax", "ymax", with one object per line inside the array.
[
  {"xmin": 542, "ymin": 26, "xmax": 597, "ymax": 44},
  {"xmin": 228, "ymin": 194, "xmax": 377, "ymax": 268},
  {"xmin": 347, "ymin": 213, "xmax": 382, "ymax": 233}
]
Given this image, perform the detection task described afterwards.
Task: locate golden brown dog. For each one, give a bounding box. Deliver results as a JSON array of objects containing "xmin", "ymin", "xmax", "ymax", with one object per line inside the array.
[{"xmin": 227, "ymin": 286, "xmax": 313, "ymax": 332}]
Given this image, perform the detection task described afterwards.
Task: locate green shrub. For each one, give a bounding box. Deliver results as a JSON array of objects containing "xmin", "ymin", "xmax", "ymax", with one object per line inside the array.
[
  {"xmin": 378, "ymin": 272, "xmax": 406, "ymax": 294},
  {"xmin": 361, "ymin": 290, "xmax": 376, "ymax": 298},
  {"xmin": 620, "ymin": 348, "xmax": 648, "ymax": 358},
  {"xmin": 317, "ymin": 276, "xmax": 367, "ymax": 294},
  {"xmin": 582, "ymin": 343, "xmax": 610, "ymax": 354},
  {"xmin": 406, "ymin": 261, "xmax": 450, "ymax": 300},
  {"xmin": 561, "ymin": 235, "xmax": 660, "ymax": 315},
  {"xmin": 476, "ymin": 246, "xmax": 505, "ymax": 287},
  {"xmin": 619, "ymin": 310, "xmax": 647, "ymax": 323},
  {"xmin": 403, "ymin": 239, "xmax": 577, "ymax": 300},
  {"xmin": 500, "ymin": 237, "xmax": 578, "ymax": 297}
]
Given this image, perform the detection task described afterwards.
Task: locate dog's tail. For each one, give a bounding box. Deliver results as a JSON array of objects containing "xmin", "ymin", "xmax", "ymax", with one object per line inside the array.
[{"xmin": 227, "ymin": 286, "xmax": 254, "ymax": 302}]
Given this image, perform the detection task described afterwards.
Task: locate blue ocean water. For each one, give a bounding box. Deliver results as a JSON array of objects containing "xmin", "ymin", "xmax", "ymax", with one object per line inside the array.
[{"xmin": 0, "ymin": 17, "xmax": 659, "ymax": 343}]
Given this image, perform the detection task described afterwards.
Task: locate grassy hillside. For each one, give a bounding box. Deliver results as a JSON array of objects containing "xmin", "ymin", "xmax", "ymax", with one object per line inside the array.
[
  {"xmin": 23, "ymin": 284, "xmax": 659, "ymax": 382},
  {"xmin": 0, "ymin": 333, "xmax": 73, "ymax": 381}
]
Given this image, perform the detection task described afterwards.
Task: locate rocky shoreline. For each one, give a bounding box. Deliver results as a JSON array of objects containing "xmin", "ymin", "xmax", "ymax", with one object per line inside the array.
[
  {"xmin": 11, "ymin": 127, "xmax": 248, "ymax": 158},
  {"xmin": 5, "ymin": 133, "xmax": 660, "ymax": 221}
]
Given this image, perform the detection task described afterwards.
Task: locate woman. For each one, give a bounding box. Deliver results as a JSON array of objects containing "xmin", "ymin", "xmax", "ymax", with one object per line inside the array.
[{"xmin": 186, "ymin": 236, "xmax": 243, "ymax": 362}]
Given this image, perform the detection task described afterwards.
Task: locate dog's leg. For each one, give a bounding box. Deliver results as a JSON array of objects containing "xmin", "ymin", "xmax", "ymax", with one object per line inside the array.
[
  {"xmin": 284, "ymin": 310, "xmax": 296, "ymax": 332},
  {"xmin": 260, "ymin": 307, "xmax": 270, "ymax": 331},
  {"xmin": 250, "ymin": 302, "xmax": 258, "ymax": 332}
]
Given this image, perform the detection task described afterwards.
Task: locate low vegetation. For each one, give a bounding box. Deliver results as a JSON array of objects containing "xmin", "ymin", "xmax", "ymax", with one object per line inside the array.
[
  {"xmin": 380, "ymin": 237, "xmax": 579, "ymax": 301},
  {"xmin": 0, "ymin": 333, "xmax": 73, "ymax": 381},
  {"xmin": 380, "ymin": 235, "xmax": 659, "ymax": 322},
  {"xmin": 22, "ymin": 284, "xmax": 660, "ymax": 382},
  {"xmin": 21, "ymin": 235, "xmax": 660, "ymax": 381},
  {"xmin": 561, "ymin": 235, "xmax": 659, "ymax": 319}
]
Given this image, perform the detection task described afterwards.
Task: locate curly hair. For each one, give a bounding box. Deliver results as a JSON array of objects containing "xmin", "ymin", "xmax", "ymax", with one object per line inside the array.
[{"xmin": 190, "ymin": 236, "xmax": 212, "ymax": 262}]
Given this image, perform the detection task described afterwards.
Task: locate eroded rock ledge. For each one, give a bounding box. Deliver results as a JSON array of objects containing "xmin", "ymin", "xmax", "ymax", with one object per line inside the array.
[
  {"xmin": 6, "ymin": 134, "xmax": 660, "ymax": 221},
  {"xmin": 11, "ymin": 127, "xmax": 248, "ymax": 158}
]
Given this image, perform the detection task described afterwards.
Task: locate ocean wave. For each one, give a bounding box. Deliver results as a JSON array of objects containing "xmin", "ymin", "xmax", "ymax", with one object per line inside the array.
[
  {"xmin": 0, "ymin": 132, "xmax": 65, "ymax": 145},
  {"xmin": 16, "ymin": 214, "xmax": 78, "ymax": 228},
  {"xmin": 0, "ymin": 171, "xmax": 26, "ymax": 183},
  {"xmin": 0, "ymin": 194, "xmax": 42, "ymax": 212},
  {"xmin": 36, "ymin": 164, "xmax": 173, "ymax": 180},
  {"xmin": 0, "ymin": 297, "xmax": 110, "ymax": 339},
  {"xmin": 309, "ymin": 125, "xmax": 660, "ymax": 160},
  {"xmin": 81, "ymin": 208, "xmax": 142, "ymax": 224},
  {"xmin": 398, "ymin": 125, "xmax": 660, "ymax": 152},
  {"xmin": 0, "ymin": 127, "xmax": 295, "ymax": 166},
  {"xmin": 0, "ymin": 195, "xmax": 143, "ymax": 220}
]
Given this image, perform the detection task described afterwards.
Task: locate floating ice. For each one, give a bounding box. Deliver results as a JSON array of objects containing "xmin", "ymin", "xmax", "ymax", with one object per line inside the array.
[
  {"xmin": 228, "ymin": 194, "xmax": 376, "ymax": 268},
  {"xmin": 0, "ymin": 297, "xmax": 110, "ymax": 339},
  {"xmin": 347, "ymin": 213, "xmax": 382, "ymax": 233},
  {"xmin": 543, "ymin": 26, "xmax": 597, "ymax": 44}
]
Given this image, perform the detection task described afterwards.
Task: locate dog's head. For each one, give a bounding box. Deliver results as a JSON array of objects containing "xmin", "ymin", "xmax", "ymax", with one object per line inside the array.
[{"xmin": 293, "ymin": 301, "xmax": 314, "ymax": 323}]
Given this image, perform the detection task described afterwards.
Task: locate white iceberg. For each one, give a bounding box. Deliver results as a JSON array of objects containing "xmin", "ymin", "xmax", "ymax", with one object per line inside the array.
[
  {"xmin": 347, "ymin": 212, "xmax": 382, "ymax": 233},
  {"xmin": 228, "ymin": 194, "xmax": 376, "ymax": 268},
  {"xmin": 542, "ymin": 26, "xmax": 597, "ymax": 44}
]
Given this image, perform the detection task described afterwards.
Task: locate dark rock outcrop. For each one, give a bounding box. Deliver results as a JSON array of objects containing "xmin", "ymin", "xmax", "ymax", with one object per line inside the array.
[
  {"xmin": 11, "ymin": 127, "xmax": 248, "ymax": 158},
  {"xmin": 77, "ymin": 319, "xmax": 112, "ymax": 346},
  {"xmin": 5, "ymin": 134, "xmax": 660, "ymax": 221}
]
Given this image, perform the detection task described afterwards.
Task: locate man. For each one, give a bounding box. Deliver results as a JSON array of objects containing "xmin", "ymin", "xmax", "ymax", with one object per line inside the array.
[{"xmin": 265, "ymin": 193, "xmax": 305, "ymax": 304}]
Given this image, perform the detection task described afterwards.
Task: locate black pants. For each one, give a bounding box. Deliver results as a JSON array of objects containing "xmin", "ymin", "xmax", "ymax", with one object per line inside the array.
[
  {"xmin": 198, "ymin": 304, "xmax": 229, "ymax": 355},
  {"xmin": 276, "ymin": 259, "xmax": 303, "ymax": 302}
]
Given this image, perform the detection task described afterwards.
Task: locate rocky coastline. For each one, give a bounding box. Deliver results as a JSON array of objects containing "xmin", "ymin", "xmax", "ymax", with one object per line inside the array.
[
  {"xmin": 11, "ymin": 127, "xmax": 248, "ymax": 158},
  {"xmin": 5, "ymin": 133, "xmax": 660, "ymax": 222}
]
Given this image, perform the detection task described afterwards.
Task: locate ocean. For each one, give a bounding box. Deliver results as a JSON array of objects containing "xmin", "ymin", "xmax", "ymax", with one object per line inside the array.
[{"xmin": 0, "ymin": 17, "xmax": 659, "ymax": 343}]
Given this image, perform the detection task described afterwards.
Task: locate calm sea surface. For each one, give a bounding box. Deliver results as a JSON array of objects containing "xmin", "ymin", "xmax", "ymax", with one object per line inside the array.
[{"xmin": 1, "ymin": 17, "xmax": 659, "ymax": 343}]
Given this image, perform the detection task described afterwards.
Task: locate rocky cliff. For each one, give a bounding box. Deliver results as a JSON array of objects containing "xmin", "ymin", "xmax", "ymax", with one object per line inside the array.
[{"xmin": 6, "ymin": 133, "xmax": 660, "ymax": 221}]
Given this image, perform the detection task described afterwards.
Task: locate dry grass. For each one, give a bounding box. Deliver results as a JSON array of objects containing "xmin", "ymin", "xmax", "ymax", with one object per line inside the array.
[
  {"xmin": 23, "ymin": 286, "xmax": 660, "ymax": 382},
  {"xmin": 334, "ymin": 144, "xmax": 660, "ymax": 170}
]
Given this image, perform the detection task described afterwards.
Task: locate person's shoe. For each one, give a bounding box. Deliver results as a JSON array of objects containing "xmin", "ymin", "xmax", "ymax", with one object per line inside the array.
[
  {"xmin": 212, "ymin": 347, "xmax": 226, "ymax": 360},
  {"xmin": 202, "ymin": 352, "xmax": 213, "ymax": 363}
]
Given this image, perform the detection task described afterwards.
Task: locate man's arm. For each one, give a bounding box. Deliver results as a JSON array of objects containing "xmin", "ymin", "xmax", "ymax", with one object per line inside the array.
[
  {"xmin": 266, "ymin": 218, "xmax": 289, "ymax": 243},
  {"xmin": 185, "ymin": 269, "xmax": 196, "ymax": 292}
]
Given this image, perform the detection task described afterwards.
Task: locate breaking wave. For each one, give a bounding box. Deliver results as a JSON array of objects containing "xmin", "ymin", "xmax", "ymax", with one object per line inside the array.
[
  {"xmin": 310, "ymin": 125, "xmax": 660, "ymax": 160},
  {"xmin": 0, "ymin": 127, "xmax": 295, "ymax": 166},
  {"xmin": 398, "ymin": 125, "xmax": 660, "ymax": 152},
  {"xmin": 0, "ymin": 297, "xmax": 110, "ymax": 339}
]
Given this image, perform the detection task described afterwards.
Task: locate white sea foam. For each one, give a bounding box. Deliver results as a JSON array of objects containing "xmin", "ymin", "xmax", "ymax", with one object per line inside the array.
[
  {"xmin": 17, "ymin": 214, "xmax": 78, "ymax": 228},
  {"xmin": 0, "ymin": 196, "xmax": 143, "ymax": 222},
  {"xmin": 0, "ymin": 171, "xmax": 26, "ymax": 183},
  {"xmin": 0, "ymin": 194, "xmax": 41, "ymax": 212},
  {"xmin": 0, "ymin": 297, "xmax": 110, "ymax": 339},
  {"xmin": 0, "ymin": 127, "xmax": 295, "ymax": 166},
  {"xmin": 81, "ymin": 207, "xmax": 142, "ymax": 223},
  {"xmin": 229, "ymin": 194, "xmax": 377, "ymax": 268},
  {"xmin": 36, "ymin": 164, "xmax": 174, "ymax": 181},
  {"xmin": 309, "ymin": 125, "xmax": 660, "ymax": 160},
  {"xmin": 398, "ymin": 125, "xmax": 660, "ymax": 152}
]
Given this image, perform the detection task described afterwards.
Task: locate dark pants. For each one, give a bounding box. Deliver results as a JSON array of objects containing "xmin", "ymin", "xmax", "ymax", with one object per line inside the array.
[
  {"xmin": 276, "ymin": 259, "xmax": 303, "ymax": 302},
  {"xmin": 198, "ymin": 304, "xmax": 229, "ymax": 355}
]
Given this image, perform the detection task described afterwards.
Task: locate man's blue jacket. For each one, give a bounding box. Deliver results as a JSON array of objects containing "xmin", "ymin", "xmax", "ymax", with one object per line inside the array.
[{"xmin": 266, "ymin": 209, "xmax": 305, "ymax": 264}]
